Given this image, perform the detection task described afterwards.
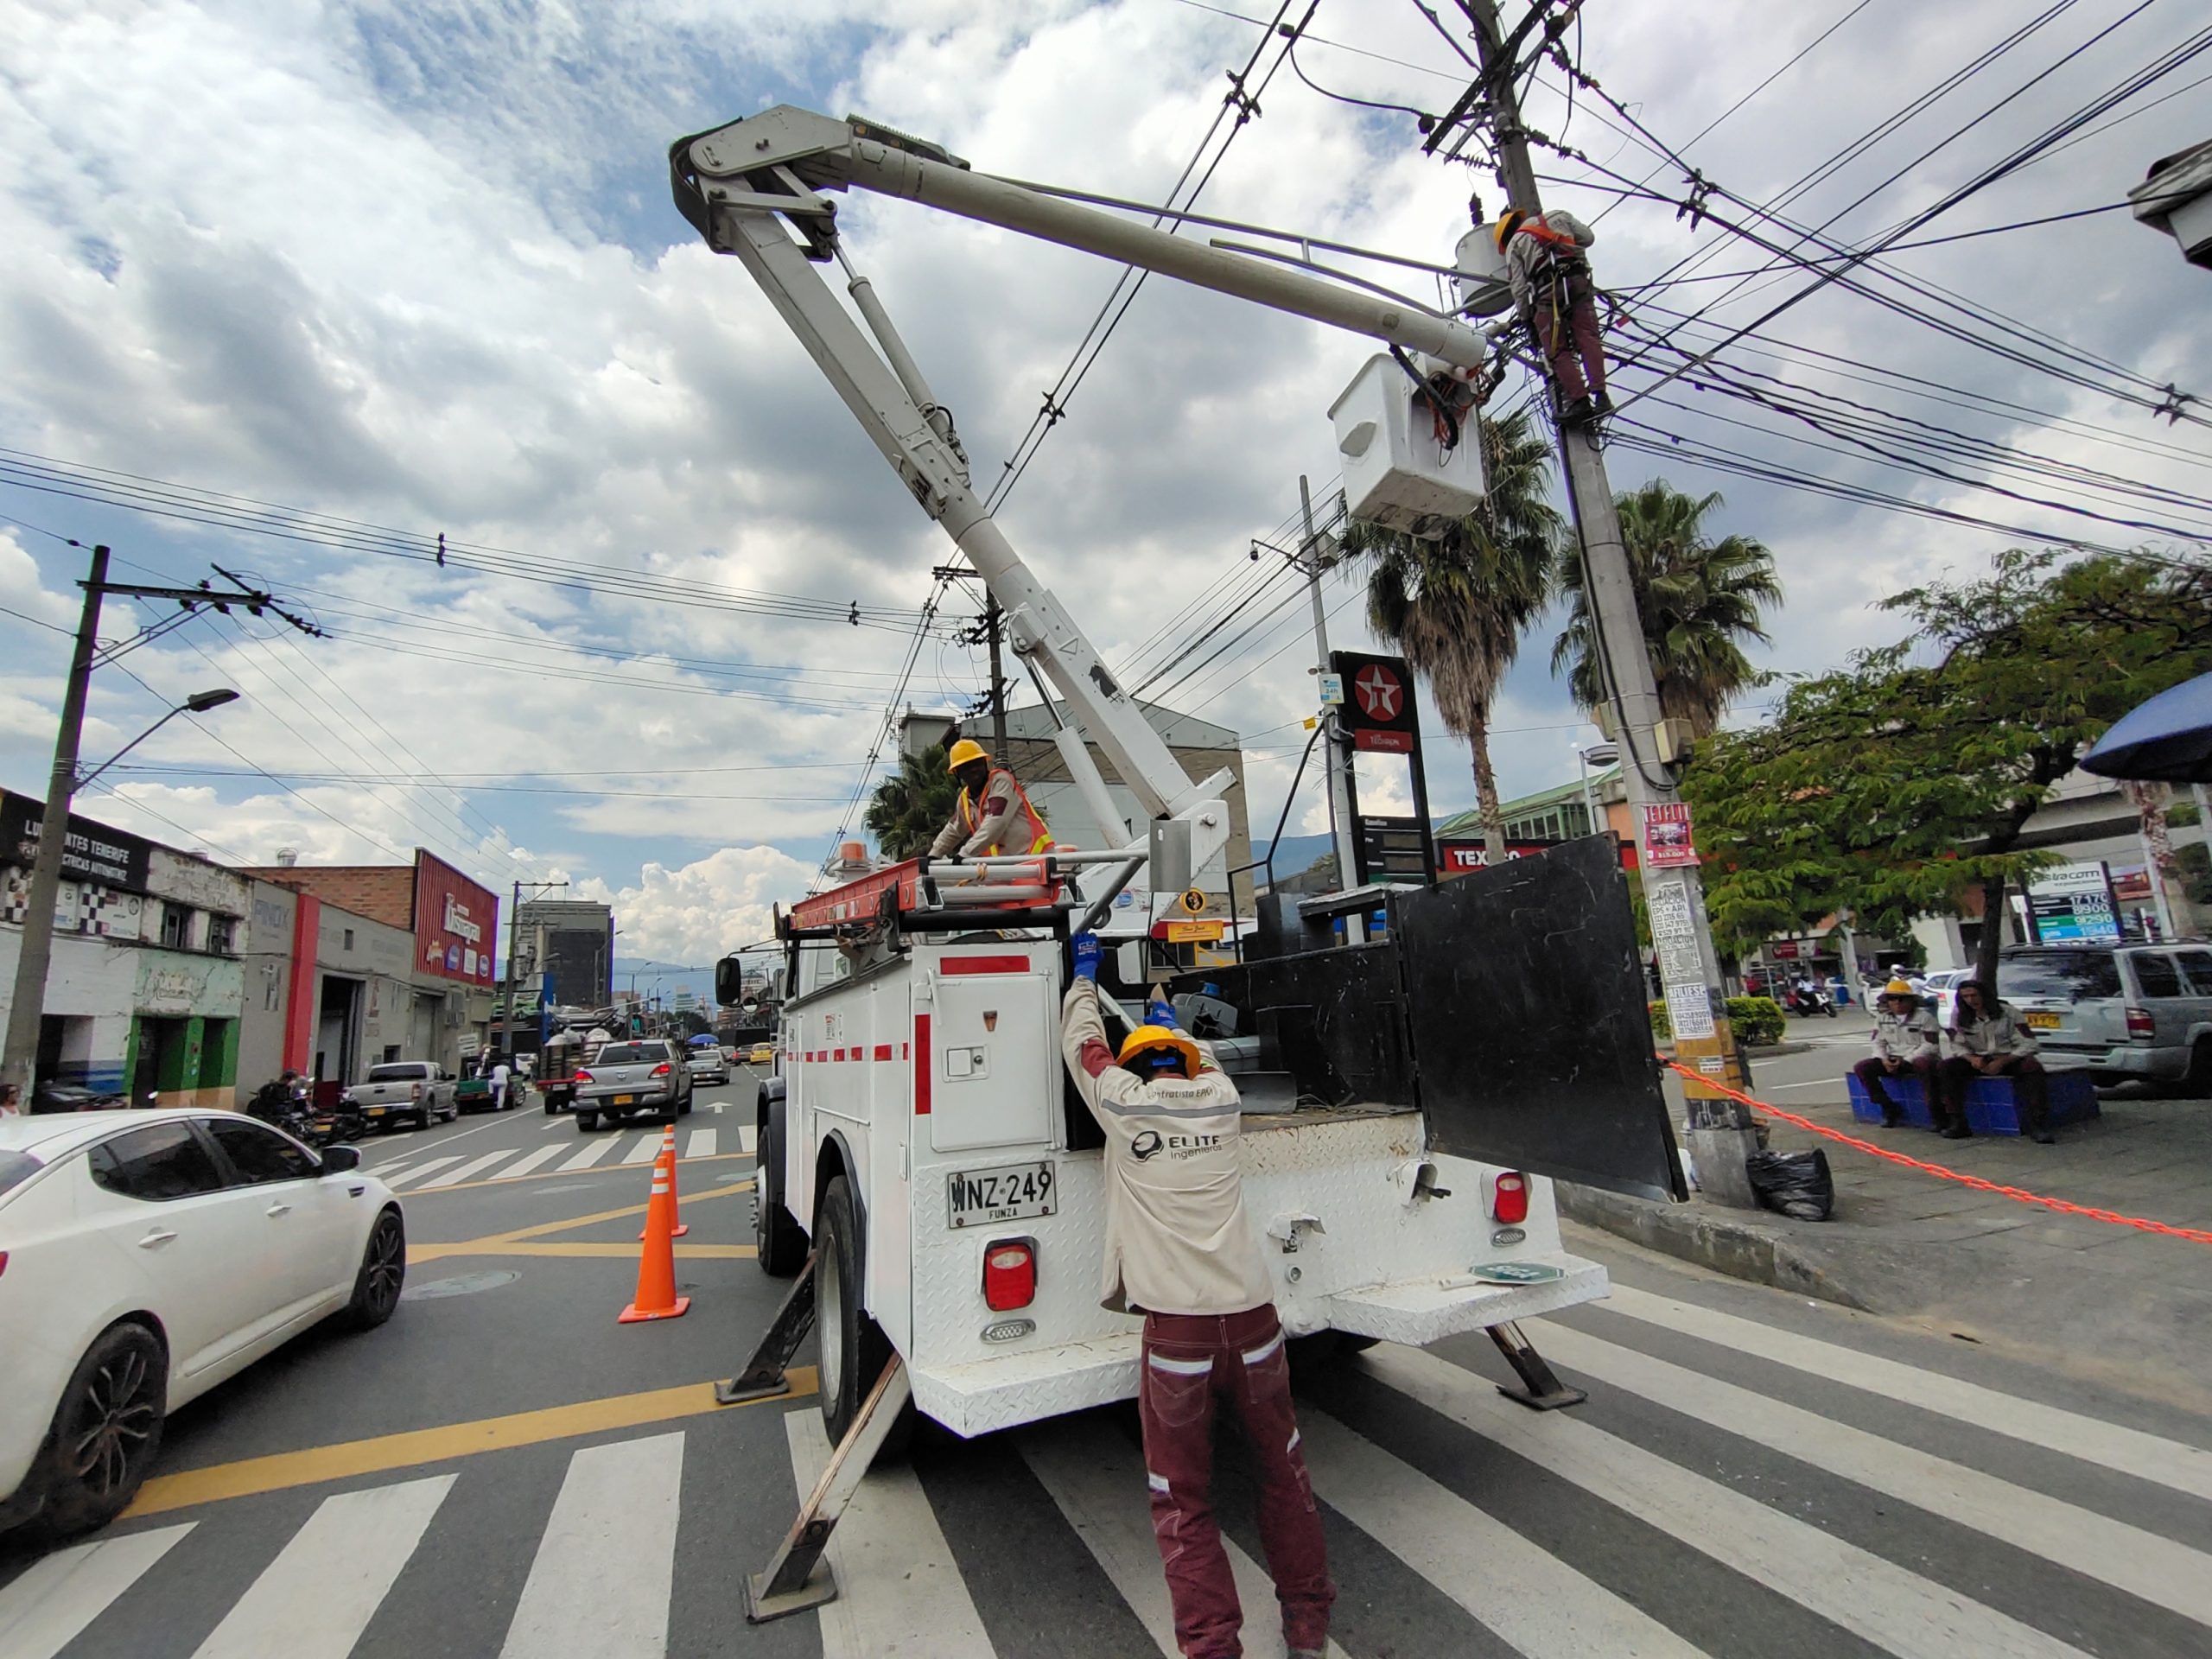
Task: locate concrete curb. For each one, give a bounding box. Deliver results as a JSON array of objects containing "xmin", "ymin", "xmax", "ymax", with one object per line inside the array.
[
  {"xmin": 1656, "ymin": 1040, "xmax": 1815, "ymax": 1060},
  {"xmin": 1557, "ymin": 1184, "xmax": 1875, "ymax": 1310}
]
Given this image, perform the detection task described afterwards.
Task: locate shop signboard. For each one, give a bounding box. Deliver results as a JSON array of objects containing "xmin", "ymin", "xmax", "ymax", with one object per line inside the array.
[
  {"xmin": 2, "ymin": 789, "xmax": 154, "ymax": 893},
  {"xmin": 2025, "ymin": 861, "xmax": 2121, "ymax": 944},
  {"xmin": 1640, "ymin": 803, "xmax": 1700, "ymax": 868},
  {"xmin": 1437, "ymin": 837, "xmax": 1639, "ymax": 876},
  {"xmin": 413, "ymin": 851, "xmax": 499, "ymax": 984}
]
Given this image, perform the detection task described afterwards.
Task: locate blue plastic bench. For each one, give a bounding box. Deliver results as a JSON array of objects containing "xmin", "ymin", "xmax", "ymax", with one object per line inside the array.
[{"xmin": 1844, "ymin": 1070, "xmax": 2098, "ymax": 1136}]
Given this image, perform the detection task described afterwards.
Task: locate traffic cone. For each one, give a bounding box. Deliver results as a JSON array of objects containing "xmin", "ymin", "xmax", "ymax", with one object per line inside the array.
[
  {"xmin": 639, "ymin": 1125, "xmax": 688, "ymax": 1238},
  {"xmin": 619, "ymin": 1156, "xmax": 691, "ymax": 1324}
]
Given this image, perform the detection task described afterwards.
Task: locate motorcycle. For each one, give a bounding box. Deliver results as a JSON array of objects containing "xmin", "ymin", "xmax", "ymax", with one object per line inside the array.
[
  {"xmin": 251, "ymin": 1077, "xmax": 362, "ymax": 1147},
  {"xmin": 1785, "ymin": 983, "xmax": 1839, "ymax": 1019}
]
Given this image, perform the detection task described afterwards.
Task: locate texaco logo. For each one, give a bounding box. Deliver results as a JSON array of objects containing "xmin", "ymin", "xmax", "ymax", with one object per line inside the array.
[{"xmin": 1353, "ymin": 664, "xmax": 1403, "ymax": 721}]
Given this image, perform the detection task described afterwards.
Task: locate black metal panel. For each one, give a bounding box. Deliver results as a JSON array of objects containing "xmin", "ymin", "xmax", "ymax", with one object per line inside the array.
[
  {"xmin": 1390, "ymin": 836, "xmax": 1683, "ymax": 1201},
  {"xmin": 1188, "ymin": 945, "xmax": 1413, "ymax": 1110}
]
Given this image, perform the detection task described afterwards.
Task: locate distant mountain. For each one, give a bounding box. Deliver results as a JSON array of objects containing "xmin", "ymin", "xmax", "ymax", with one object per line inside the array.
[{"xmin": 1247, "ymin": 834, "xmax": 1334, "ymax": 880}]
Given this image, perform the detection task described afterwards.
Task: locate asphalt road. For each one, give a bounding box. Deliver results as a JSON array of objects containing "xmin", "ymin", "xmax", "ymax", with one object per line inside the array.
[{"xmin": 5, "ymin": 1061, "xmax": 2210, "ymax": 1659}]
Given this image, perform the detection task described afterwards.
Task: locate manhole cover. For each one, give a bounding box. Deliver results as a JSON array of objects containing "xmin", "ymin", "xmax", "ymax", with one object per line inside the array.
[{"xmin": 404, "ymin": 1269, "xmax": 519, "ymax": 1302}]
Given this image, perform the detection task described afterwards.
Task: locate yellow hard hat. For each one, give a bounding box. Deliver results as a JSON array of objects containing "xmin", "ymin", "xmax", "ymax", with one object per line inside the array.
[
  {"xmin": 1118, "ymin": 1025, "xmax": 1201, "ymax": 1077},
  {"xmin": 1883, "ymin": 977, "xmax": 1916, "ymax": 996},
  {"xmin": 946, "ymin": 738, "xmax": 988, "ymax": 770},
  {"xmin": 1494, "ymin": 208, "xmax": 1528, "ymax": 251}
]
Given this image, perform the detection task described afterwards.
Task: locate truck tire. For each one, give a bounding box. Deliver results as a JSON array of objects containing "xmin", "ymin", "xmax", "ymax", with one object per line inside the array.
[
  {"xmin": 754, "ymin": 1112, "xmax": 806, "ymax": 1277},
  {"xmin": 575, "ymin": 1110, "xmax": 598, "ymax": 1132},
  {"xmin": 817, "ymin": 1175, "xmax": 893, "ymax": 1446}
]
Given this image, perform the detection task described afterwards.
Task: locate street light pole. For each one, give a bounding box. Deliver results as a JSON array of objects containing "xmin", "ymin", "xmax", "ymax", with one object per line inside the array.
[
  {"xmin": 1297, "ymin": 476, "xmax": 1363, "ymax": 912},
  {"xmin": 1467, "ymin": 1, "xmax": 1758, "ymax": 1204}
]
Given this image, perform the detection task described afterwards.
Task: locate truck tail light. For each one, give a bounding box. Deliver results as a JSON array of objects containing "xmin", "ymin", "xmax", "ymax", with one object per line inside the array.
[
  {"xmin": 1490, "ymin": 1170, "xmax": 1529, "ymax": 1225},
  {"xmin": 651, "ymin": 1062, "xmax": 672, "ymax": 1077},
  {"xmin": 0, "ymin": 1250, "xmax": 9, "ymax": 1280},
  {"xmin": 573, "ymin": 1069, "xmax": 594, "ymax": 1084},
  {"xmin": 982, "ymin": 1239, "xmax": 1036, "ymax": 1311},
  {"xmin": 2126, "ymin": 1007, "xmax": 2155, "ymax": 1041},
  {"xmin": 410, "ymin": 1083, "xmax": 423, "ymax": 1102}
]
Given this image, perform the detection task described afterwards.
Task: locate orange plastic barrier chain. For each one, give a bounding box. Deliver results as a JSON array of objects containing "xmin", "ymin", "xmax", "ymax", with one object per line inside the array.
[{"xmin": 1662, "ymin": 1058, "xmax": 2212, "ymax": 1246}]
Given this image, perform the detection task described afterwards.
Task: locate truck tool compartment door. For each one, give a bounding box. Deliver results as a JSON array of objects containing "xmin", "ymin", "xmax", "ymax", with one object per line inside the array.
[{"xmin": 926, "ymin": 952, "xmax": 1058, "ymax": 1154}]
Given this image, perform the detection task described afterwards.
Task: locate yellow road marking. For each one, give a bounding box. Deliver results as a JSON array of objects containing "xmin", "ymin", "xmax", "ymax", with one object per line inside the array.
[
  {"xmin": 123, "ymin": 1369, "xmax": 818, "ymax": 1520},
  {"xmin": 411, "ymin": 1241, "xmax": 756, "ymax": 1262},
  {"xmin": 387, "ymin": 1147, "xmax": 753, "ymax": 1197},
  {"xmin": 407, "ymin": 1179, "xmax": 753, "ymax": 1262}
]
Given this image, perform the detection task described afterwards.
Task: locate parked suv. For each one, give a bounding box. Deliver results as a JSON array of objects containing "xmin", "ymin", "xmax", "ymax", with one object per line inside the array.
[
  {"xmin": 1996, "ymin": 943, "xmax": 2212, "ymax": 1093},
  {"xmin": 571, "ymin": 1039, "xmax": 694, "ymax": 1130}
]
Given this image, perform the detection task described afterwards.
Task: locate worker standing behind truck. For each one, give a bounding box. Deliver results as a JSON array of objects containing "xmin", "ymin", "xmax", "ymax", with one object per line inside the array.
[
  {"xmin": 1059, "ymin": 932, "xmax": 1333, "ymax": 1659},
  {"xmin": 931, "ymin": 736, "xmax": 1055, "ymax": 858}
]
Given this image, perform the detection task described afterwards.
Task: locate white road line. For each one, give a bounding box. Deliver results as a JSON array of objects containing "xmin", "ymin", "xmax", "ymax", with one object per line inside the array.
[
  {"xmin": 378, "ymin": 1155, "xmax": 464, "ymax": 1190},
  {"xmin": 1297, "ymin": 1409, "xmax": 1708, "ymax": 1659},
  {"xmin": 0, "ymin": 1524, "xmax": 194, "ymax": 1659},
  {"xmin": 1020, "ymin": 1416, "xmax": 1351, "ymax": 1659},
  {"xmin": 555, "ymin": 1139, "xmax": 624, "ymax": 1173},
  {"xmin": 1599, "ymin": 1283, "xmax": 2212, "ymax": 1504},
  {"xmin": 367, "ymin": 1160, "xmax": 415, "ymax": 1179},
  {"xmin": 415, "ymin": 1150, "xmax": 519, "ymax": 1190},
  {"xmin": 1363, "ymin": 1346, "xmax": 2091, "ymax": 1659},
  {"xmin": 710, "ymin": 1102, "xmax": 723, "ymax": 1115},
  {"xmin": 1764, "ymin": 1079, "xmax": 1840, "ymax": 1091},
  {"xmin": 786, "ymin": 1409, "xmax": 995, "ymax": 1659},
  {"xmin": 495, "ymin": 1144, "xmax": 567, "ymax": 1182},
  {"xmin": 621, "ymin": 1135, "xmax": 663, "ymax": 1165},
  {"xmin": 1535, "ymin": 1321, "xmax": 2212, "ymax": 1625},
  {"xmin": 192, "ymin": 1475, "xmax": 454, "ymax": 1659},
  {"xmin": 740, "ymin": 1123, "xmax": 759, "ymax": 1154},
  {"xmin": 500, "ymin": 1432, "xmax": 683, "ymax": 1659},
  {"xmin": 685, "ymin": 1128, "xmax": 717, "ymax": 1160}
]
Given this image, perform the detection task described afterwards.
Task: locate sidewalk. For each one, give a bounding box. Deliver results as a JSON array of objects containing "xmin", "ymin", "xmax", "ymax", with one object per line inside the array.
[{"xmin": 1561, "ymin": 1065, "xmax": 2212, "ymax": 1412}]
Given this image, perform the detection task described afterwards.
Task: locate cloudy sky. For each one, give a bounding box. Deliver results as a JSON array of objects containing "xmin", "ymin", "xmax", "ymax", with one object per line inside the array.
[{"xmin": 3, "ymin": 0, "xmax": 2207, "ymax": 963}]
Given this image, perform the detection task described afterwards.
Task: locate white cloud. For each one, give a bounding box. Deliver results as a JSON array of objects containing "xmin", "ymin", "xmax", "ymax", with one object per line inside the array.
[{"xmin": 572, "ymin": 842, "xmax": 816, "ymax": 963}]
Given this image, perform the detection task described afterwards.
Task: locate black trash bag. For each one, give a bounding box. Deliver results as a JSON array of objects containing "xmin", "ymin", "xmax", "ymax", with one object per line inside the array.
[{"xmin": 1745, "ymin": 1148, "xmax": 1835, "ymax": 1222}]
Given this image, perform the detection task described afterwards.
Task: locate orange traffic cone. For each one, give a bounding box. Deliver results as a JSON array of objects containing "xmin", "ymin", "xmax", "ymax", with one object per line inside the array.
[
  {"xmin": 619, "ymin": 1156, "xmax": 690, "ymax": 1324},
  {"xmin": 639, "ymin": 1125, "xmax": 688, "ymax": 1238}
]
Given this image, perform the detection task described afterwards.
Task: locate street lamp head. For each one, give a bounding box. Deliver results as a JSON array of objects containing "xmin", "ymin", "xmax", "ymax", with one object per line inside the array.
[
  {"xmin": 184, "ymin": 688, "xmax": 239, "ymax": 713},
  {"xmin": 1580, "ymin": 741, "xmax": 1618, "ymax": 766}
]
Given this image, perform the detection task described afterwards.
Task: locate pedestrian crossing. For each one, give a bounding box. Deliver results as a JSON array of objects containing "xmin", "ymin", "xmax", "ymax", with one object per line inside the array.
[
  {"xmin": 372, "ymin": 1126, "xmax": 752, "ymax": 1190},
  {"xmin": 6, "ymin": 1293, "xmax": 2209, "ymax": 1659}
]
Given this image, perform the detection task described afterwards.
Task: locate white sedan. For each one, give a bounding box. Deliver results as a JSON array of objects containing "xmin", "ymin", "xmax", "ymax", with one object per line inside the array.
[{"xmin": 0, "ymin": 1108, "xmax": 404, "ymax": 1538}]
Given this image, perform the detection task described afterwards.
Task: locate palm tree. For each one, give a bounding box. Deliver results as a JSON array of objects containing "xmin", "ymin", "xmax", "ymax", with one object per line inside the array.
[
  {"xmin": 1551, "ymin": 480, "xmax": 1782, "ymax": 739},
  {"xmin": 1341, "ymin": 409, "xmax": 1563, "ymax": 857},
  {"xmin": 863, "ymin": 746, "xmax": 957, "ymax": 859}
]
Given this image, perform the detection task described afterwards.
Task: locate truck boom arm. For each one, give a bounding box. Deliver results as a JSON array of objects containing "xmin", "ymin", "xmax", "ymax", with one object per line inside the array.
[{"xmin": 668, "ymin": 106, "xmax": 1484, "ymax": 852}]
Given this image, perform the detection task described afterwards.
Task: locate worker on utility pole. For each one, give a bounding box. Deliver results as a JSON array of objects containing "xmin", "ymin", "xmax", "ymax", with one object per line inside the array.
[
  {"xmin": 1058, "ymin": 933, "xmax": 1333, "ymax": 1659},
  {"xmin": 930, "ymin": 735, "xmax": 1055, "ymax": 858},
  {"xmin": 1497, "ymin": 206, "xmax": 1606, "ymax": 424}
]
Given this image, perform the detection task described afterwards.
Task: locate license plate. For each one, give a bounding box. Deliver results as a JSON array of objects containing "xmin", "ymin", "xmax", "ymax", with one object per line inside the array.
[
  {"xmin": 366, "ymin": 1107, "xmax": 385, "ymax": 1116},
  {"xmin": 948, "ymin": 1160, "xmax": 1056, "ymax": 1229},
  {"xmin": 613, "ymin": 1094, "xmax": 635, "ymax": 1106},
  {"xmin": 2026, "ymin": 1010, "xmax": 2061, "ymax": 1029}
]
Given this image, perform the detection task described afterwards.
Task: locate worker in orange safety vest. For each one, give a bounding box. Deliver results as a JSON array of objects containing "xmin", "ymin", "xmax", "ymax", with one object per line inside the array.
[{"xmin": 931, "ymin": 737, "xmax": 1056, "ymax": 859}]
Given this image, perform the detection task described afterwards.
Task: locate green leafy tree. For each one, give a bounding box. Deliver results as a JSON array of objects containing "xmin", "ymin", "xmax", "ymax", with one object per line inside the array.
[
  {"xmin": 1341, "ymin": 410, "xmax": 1563, "ymax": 856},
  {"xmin": 864, "ymin": 746, "xmax": 958, "ymax": 860},
  {"xmin": 1552, "ymin": 480, "xmax": 1782, "ymax": 738},
  {"xmin": 1686, "ymin": 549, "xmax": 2212, "ymax": 985}
]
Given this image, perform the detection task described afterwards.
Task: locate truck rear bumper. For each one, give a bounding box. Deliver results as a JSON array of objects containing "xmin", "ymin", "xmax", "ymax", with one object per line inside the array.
[{"xmin": 907, "ymin": 1251, "xmax": 1606, "ymax": 1437}]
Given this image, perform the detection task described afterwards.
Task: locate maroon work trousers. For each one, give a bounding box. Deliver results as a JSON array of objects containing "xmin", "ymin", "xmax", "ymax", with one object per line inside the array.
[
  {"xmin": 1529, "ymin": 264, "xmax": 1605, "ymax": 403},
  {"xmin": 1139, "ymin": 1304, "xmax": 1334, "ymax": 1658}
]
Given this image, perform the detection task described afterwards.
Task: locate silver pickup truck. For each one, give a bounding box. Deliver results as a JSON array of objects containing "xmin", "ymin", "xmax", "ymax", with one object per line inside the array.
[
  {"xmin": 572, "ymin": 1039, "xmax": 693, "ymax": 1131},
  {"xmin": 342, "ymin": 1060, "xmax": 460, "ymax": 1131}
]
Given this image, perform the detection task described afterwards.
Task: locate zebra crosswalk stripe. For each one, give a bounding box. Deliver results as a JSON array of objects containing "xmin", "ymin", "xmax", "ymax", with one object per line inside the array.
[
  {"xmin": 415, "ymin": 1151, "xmax": 518, "ymax": 1191},
  {"xmin": 1293, "ymin": 1408, "xmax": 1709, "ymax": 1659},
  {"xmin": 555, "ymin": 1139, "xmax": 624, "ymax": 1173},
  {"xmin": 500, "ymin": 1431, "xmax": 684, "ymax": 1659},
  {"xmin": 1535, "ymin": 1320, "xmax": 2212, "ymax": 1628},
  {"xmin": 378, "ymin": 1155, "xmax": 463, "ymax": 1190},
  {"xmin": 786, "ymin": 1409, "xmax": 995, "ymax": 1659},
  {"xmin": 0, "ymin": 1524, "xmax": 194, "ymax": 1659},
  {"xmin": 620, "ymin": 1135, "xmax": 662, "ymax": 1165},
  {"xmin": 496, "ymin": 1144, "xmax": 566, "ymax": 1182},
  {"xmin": 1019, "ymin": 1415, "xmax": 1352, "ymax": 1659},
  {"xmin": 740, "ymin": 1123, "xmax": 758, "ymax": 1154},
  {"xmin": 190, "ymin": 1475, "xmax": 454, "ymax": 1658},
  {"xmin": 685, "ymin": 1128, "xmax": 716, "ymax": 1159},
  {"xmin": 1364, "ymin": 1345, "xmax": 2093, "ymax": 1659},
  {"xmin": 1599, "ymin": 1283, "xmax": 2212, "ymax": 1503}
]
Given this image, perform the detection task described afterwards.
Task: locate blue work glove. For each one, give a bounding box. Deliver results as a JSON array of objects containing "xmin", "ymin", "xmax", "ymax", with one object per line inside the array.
[
  {"xmin": 1071, "ymin": 932, "xmax": 1102, "ymax": 982},
  {"xmin": 1147, "ymin": 997, "xmax": 1179, "ymax": 1029}
]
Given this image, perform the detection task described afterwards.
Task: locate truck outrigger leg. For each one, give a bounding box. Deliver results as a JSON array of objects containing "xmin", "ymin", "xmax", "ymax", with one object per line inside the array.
[
  {"xmin": 1488, "ymin": 1320, "xmax": 1588, "ymax": 1411},
  {"xmin": 715, "ymin": 1249, "xmax": 817, "ymax": 1406}
]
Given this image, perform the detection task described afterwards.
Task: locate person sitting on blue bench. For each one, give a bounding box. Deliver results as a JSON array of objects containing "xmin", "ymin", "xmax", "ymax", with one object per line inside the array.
[
  {"xmin": 1940, "ymin": 979, "xmax": 2052, "ymax": 1144},
  {"xmin": 1852, "ymin": 977, "xmax": 1940, "ymax": 1128}
]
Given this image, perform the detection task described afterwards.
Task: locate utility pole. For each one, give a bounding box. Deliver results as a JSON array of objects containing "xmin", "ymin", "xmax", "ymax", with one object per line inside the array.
[
  {"xmin": 932, "ymin": 564, "xmax": 1009, "ymax": 760},
  {"xmin": 1296, "ymin": 477, "xmax": 1363, "ymax": 906},
  {"xmin": 1466, "ymin": 0, "xmax": 1759, "ymax": 1204},
  {"xmin": 3, "ymin": 550, "xmax": 302, "ymax": 1102},
  {"xmin": 501, "ymin": 879, "xmax": 567, "ymax": 1059}
]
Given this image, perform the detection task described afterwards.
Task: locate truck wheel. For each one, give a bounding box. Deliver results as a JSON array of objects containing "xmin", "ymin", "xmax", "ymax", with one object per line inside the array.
[
  {"xmin": 575, "ymin": 1111, "xmax": 598, "ymax": 1132},
  {"xmin": 543, "ymin": 1097, "xmax": 556, "ymax": 1116},
  {"xmin": 2188, "ymin": 1037, "xmax": 2212, "ymax": 1097},
  {"xmin": 817, "ymin": 1176, "xmax": 893, "ymax": 1446},
  {"xmin": 754, "ymin": 1115, "xmax": 806, "ymax": 1277}
]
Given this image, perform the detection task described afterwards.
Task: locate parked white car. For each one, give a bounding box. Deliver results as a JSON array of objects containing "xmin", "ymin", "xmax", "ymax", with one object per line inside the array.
[
  {"xmin": 1923, "ymin": 968, "xmax": 1971, "ymax": 1027},
  {"xmin": 0, "ymin": 1109, "xmax": 405, "ymax": 1538}
]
